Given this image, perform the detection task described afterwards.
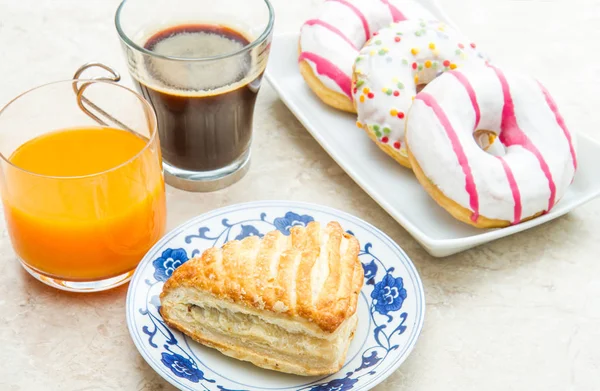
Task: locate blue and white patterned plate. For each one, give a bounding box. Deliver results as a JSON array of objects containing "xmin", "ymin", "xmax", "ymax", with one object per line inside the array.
[{"xmin": 126, "ymin": 201, "xmax": 425, "ymax": 391}]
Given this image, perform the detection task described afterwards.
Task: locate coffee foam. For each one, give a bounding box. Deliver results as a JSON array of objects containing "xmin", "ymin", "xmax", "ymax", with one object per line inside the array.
[{"xmin": 136, "ymin": 27, "xmax": 264, "ymax": 97}]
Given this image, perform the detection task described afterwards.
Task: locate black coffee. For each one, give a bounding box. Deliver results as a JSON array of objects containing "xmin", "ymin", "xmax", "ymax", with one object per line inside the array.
[{"xmin": 133, "ymin": 24, "xmax": 262, "ymax": 172}]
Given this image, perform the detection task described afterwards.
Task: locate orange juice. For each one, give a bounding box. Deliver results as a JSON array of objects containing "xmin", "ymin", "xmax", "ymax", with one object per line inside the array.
[{"xmin": 1, "ymin": 126, "xmax": 166, "ymax": 280}]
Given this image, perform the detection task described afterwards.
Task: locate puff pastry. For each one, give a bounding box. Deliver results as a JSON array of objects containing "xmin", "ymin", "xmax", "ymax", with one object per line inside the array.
[{"xmin": 160, "ymin": 221, "xmax": 364, "ymax": 376}]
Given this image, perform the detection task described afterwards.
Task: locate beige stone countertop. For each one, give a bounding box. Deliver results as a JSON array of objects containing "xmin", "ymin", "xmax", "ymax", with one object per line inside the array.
[{"xmin": 1, "ymin": 0, "xmax": 599, "ymax": 390}]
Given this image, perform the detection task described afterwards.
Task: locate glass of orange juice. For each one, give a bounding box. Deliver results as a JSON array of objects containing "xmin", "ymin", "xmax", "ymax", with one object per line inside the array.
[{"xmin": 0, "ymin": 79, "xmax": 166, "ymax": 292}]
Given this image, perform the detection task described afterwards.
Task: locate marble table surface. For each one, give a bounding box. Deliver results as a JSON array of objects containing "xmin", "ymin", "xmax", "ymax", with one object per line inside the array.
[{"xmin": 1, "ymin": 0, "xmax": 599, "ymax": 390}]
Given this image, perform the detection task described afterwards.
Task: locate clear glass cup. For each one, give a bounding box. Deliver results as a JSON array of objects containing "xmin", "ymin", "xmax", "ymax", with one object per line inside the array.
[
  {"xmin": 0, "ymin": 79, "xmax": 166, "ymax": 292},
  {"xmin": 115, "ymin": 0, "xmax": 275, "ymax": 192}
]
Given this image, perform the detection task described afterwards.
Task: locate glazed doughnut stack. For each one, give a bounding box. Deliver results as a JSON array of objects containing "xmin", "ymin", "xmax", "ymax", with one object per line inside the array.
[
  {"xmin": 298, "ymin": 0, "xmax": 436, "ymax": 113},
  {"xmin": 298, "ymin": 0, "xmax": 577, "ymax": 229}
]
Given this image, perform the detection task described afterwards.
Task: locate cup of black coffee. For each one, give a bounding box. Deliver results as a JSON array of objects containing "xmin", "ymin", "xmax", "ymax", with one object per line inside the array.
[{"xmin": 115, "ymin": 0, "xmax": 274, "ymax": 191}]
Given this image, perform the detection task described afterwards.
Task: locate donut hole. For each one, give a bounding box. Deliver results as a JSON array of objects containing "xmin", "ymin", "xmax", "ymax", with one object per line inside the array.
[
  {"xmin": 415, "ymin": 68, "xmax": 444, "ymax": 93},
  {"xmin": 474, "ymin": 129, "xmax": 505, "ymax": 156},
  {"xmin": 474, "ymin": 129, "xmax": 496, "ymax": 150}
]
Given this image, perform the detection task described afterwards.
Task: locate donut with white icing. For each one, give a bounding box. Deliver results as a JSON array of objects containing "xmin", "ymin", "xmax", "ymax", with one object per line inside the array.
[
  {"xmin": 352, "ymin": 20, "xmax": 487, "ymax": 167},
  {"xmin": 406, "ymin": 65, "xmax": 577, "ymax": 228},
  {"xmin": 298, "ymin": 0, "xmax": 434, "ymax": 113}
]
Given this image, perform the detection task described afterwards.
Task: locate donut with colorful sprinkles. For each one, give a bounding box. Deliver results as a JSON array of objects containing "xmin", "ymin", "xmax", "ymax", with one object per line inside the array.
[
  {"xmin": 352, "ymin": 19, "xmax": 487, "ymax": 167},
  {"xmin": 298, "ymin": 0, "xmax": 434, "ymax": 113},
  {"xmin": 405, "ymin": 65, "xmax": 577, "ymax": 228}
]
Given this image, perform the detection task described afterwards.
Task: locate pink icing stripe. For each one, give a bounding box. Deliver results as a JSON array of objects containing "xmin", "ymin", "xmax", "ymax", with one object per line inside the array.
[
  {"xmin": 451, "ymin": 69, "xmax": 523, "ymax": 223},
  {"xmin": 327, "ymin": 0, "xmax": 370, "ymax": 40},
  {"xmin": 298, "ymin": 52, "xmax": 352, "ymax": 98},
  {"xmin": 537, "ymin": 82, "xmax": 578, "ymax": 170},
  {"xmin": 417, "ymin": 92, "xmax": 480, "ymax": 222},
  {"xmin": 303, "ymin": 19, "xmax": 357, "ymax": 50},
  {"xmin": 380, "ymin": 0, "xmax": 408, "ymax": 22},
  {"xmin": 489, "ymin": 65, "xmax": 557, "ymax": 212},
  {"xmin": 497, "ymin": 156, "xmax": 522, "ymax": 224},
  {"xmin": 449, "ymin": 70, "xmax": 481, "ymax": 129}
]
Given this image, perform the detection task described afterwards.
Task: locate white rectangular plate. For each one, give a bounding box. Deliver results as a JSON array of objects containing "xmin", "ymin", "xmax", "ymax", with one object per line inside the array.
[{"xmin": 264, "ymin": 7, "xmax": 600, "ymax": 257}]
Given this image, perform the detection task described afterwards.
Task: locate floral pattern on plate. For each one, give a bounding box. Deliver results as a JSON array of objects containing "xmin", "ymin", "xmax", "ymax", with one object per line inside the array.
[{"xmin": 127, "ymin": 201, "xmax": 425, "ymax": 391}]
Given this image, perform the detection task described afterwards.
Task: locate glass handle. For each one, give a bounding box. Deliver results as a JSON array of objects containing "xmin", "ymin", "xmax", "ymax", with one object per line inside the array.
[{"xmin": 72, "ymin": 62, "xmax": 142, "ymax": 137}]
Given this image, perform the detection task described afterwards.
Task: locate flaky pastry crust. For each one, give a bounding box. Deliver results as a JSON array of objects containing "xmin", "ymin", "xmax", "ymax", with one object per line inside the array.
[
  {"xmin": 159, "ymin": 221, "xmax": 364, "ymax": 375},
  {"xmin": 161, "ymin": 221, "xmax": 363, "ymax": 333}
]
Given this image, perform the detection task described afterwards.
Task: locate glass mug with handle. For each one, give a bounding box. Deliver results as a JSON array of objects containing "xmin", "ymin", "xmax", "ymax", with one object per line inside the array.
[
  {"xmin": 115, "ymin": 0, "xmax": 275, "ymax": 192},
  {"xmin": 0, "ymin": 76, "xmax": 166, "ymax": 292}
]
